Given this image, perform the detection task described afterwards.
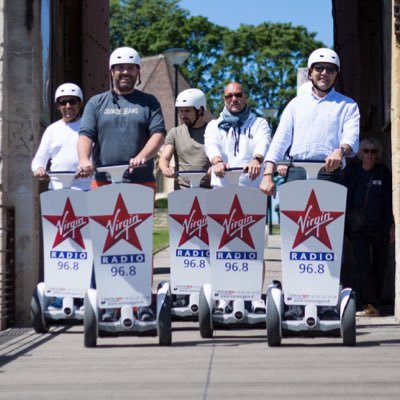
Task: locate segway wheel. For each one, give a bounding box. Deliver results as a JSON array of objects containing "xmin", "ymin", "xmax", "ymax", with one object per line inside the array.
[
  {"xmin": 341, "ymin": 290, "xmax": 356, "ymax": 346},
  {"xmin": 158, "ymin": 289, "xmax": 172, "ymax": 346},
  {"xmin": 198, "ymin": 286, "xmax": 213, "ymax": 338},
  {"xmin": 84, "ymin": 291, "xmax": 98, "ymax": 348},
  {"xmin": 266, "ymin": 288, "xmax": 281, "ymax": 347},
  {"xmin": 31, "ymin": 289, "xmax": 49, "ymax": 334}
]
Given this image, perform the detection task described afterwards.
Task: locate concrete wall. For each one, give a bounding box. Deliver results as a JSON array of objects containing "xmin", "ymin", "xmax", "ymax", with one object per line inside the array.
[
  {"xmin": 392, "ymin": 0, "xmax": 400, "ymax": 321},
  {"xmin": 0, "ymin": 0, "xmax": 42, "ymax": 325}
]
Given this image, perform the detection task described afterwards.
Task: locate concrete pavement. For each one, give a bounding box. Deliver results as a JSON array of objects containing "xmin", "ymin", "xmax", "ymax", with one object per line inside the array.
[{"xmin": 1, "ymin": 235, "xmax": 400, "ymax": 400}]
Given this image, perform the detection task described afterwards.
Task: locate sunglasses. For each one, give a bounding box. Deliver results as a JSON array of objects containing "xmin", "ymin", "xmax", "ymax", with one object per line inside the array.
[
  {"xmin": 313, "ymin": 64, "xmax": 337, "ymax": 74},
  {"xmin": 362, "ymin": 148, "xmax": 377, "ymax": 155},
  {"xmin": 224, "ymin": 92, "xmax": 244, "ymax": 100},
  {"xmin": 58, "ymin": 98, "xmax": 79, "ymax": 106}
]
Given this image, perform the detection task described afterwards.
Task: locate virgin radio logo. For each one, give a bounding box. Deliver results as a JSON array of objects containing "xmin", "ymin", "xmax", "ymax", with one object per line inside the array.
[
  {"xmin": 208, "ymin": 194, "xmax": 264, "ymax": 249},
  {"xmin": 281, "ymin": 190, "xmax": 343, "ymax": 249},
  {"xmin": 170, "ymin": 196, "xmax": 208, "ymax": 246},
  {"xmin": 43, "ymin": 198, "xmax": 89, "ymax": 249},
  {"xmin": 90, "ymin": 193, "xmax": 151, "ymax": 252}
]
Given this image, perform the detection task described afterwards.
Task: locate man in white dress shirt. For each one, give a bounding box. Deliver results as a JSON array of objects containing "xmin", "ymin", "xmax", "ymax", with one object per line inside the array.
[
  {"xmin": 259, "ymin": 48, "xmax": 360, "ymax": 320},
  {"xmin": 259, "ymin": 48, "xmax": 359, "ymax": 197},
  {"xmin": 205, "ymin": 82, "xmax": 271, "ymax": 188},
  {"xmin": 32, "ymin": 83, "xmax": 91, "ymax": 190}
]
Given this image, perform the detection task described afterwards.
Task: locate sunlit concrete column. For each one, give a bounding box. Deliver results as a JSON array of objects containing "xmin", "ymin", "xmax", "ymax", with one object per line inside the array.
[{"xmin": 391, "ymin": 0, "xmax": 400, "ymax": 322}]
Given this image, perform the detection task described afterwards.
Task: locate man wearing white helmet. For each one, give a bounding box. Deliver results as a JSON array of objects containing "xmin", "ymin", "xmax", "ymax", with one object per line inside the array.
[
  {"xmin": 77, "ymin": 46, "xmax": 166, "ymax": 191},
  {"xmin": 259, "ymin": 48, "xmax": 360, "ymax": 321},
  {"xmin": 31, "ymin": 83, "xmax": 91, "ymax": 190},
  {"xmin": 77, "ymin": 46, "xmax": 166, "ymax": 322},
  {"xmin": 260, "ymin": 48, "xmax": 360, "ymax": 196},
  {"xmin": 159, "ymin": 88, "xmax": 211, "ymax": 189}
]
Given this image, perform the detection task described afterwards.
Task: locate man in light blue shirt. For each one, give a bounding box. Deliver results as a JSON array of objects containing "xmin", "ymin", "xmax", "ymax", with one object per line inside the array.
[{"xmin": 260, "ymin": 48, "xmax": 359, "ymax": 197}]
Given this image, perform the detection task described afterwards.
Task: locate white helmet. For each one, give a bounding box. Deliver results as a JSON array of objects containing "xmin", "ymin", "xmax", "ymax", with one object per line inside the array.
[
  {"xmin": 54, "ymin": 83, "xmax": 83, "ymax": 103},
  {"xmin": 307, "ymin": 48, "xmax": 340, "ymax": 70},
  {"xmin": 175, "ymin": 88, "xmax": 207, "ymax": 110},
  {"xmin": 109, "ymin": 46, "xmax": 141, "ymax": 69}
]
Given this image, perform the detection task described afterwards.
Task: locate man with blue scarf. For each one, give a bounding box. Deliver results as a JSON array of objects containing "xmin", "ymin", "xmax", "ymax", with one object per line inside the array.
[
  {"xmin": 204, "ymin": 82, "xmax": 271, "ymax": 314},
  {"xmin": 204, "ymin": 82, "xmax": 271, "ymax": 187}
]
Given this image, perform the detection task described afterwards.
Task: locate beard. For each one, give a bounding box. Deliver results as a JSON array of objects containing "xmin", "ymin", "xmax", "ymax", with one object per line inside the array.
[
  {"xmin": 182, "ymin": 118, "xmax": 193, "ymax": 127},
  {"xmin": 114, "ymin": 76, "xmax": 136, "ymax": 93}
]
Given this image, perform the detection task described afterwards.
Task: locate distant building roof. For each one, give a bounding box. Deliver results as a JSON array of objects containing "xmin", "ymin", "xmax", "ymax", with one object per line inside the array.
[{"xmin": 137, "ymin": 55, "xmax": 214, "ymax": 131}]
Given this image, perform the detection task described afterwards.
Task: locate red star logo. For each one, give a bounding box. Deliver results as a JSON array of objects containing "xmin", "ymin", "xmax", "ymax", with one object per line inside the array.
[
  {"xmin": 90, "ymin": 193, "xmax": 152, "ymax": 252},
  {"xmin": 43, "ymin": 197, "xmax": 89, "ymax": 249},
  {"xmin": 170, "ymin": 196, "xmax": 208, "ymax": 246},
  {"xmin": 208, "ymin": 195, "xmax": 264, "ymax": 249},
  {"xmin": 281, "ymin": 190, "xmax": 344, "ymax": 250}
]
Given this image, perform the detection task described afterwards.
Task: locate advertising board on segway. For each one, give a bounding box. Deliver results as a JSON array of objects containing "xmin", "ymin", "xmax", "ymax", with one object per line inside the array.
[
  {"xmin": 86, "ymin": 183, "xmax": 154, "ymax": 309},
  {"xmin": 41, "ymin": 188, "xmax": 93, "ymax": 299},
  {"xmin": 168, "ymin": 172, "xmax": 211, "ymax": 318},
  {"xmin": 279, "ymin": 179, "xmax": 346, "ymax": 306}
]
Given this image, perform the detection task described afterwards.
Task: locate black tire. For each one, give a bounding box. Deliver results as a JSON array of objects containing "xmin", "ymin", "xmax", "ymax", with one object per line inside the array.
[
  {"xmin": 341, "ymin": 291, "xmax": 356, "ymax": 346},
  {"xmin": 198, "ymin": 286, "xmax": 213, "ymax": 338},
  {"xmin": 266, "ymin": 288, "xmax": 281, "ymax": 347},
  {"xmin": 158, "ymin": 289, "xmax": 172, "ymax": 346},
  {"xmin": 83, "ymin": 292, "xmax": 97, "ymax": 348},
  {"xmin": 31, "ymin": 289, "xmax": 49, "ymax": 333}
]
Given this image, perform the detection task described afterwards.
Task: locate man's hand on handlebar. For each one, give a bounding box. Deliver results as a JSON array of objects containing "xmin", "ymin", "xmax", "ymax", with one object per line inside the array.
[{"xmin": 77, "ymin": 160, "xmax": 95, "ymax": 178}]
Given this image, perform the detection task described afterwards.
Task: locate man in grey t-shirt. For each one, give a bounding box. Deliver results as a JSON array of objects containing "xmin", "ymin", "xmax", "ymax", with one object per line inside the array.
[
  {"xmin": 159, "ymin": 88, "xmax": 211, "ymax": 189},
  {"xmin": 76, "ymin": 47, "xmax": 166, "ymax": 322},
  {"xmin": 77, "ymin": 46, "xmax": 166, "ymax": 189}
]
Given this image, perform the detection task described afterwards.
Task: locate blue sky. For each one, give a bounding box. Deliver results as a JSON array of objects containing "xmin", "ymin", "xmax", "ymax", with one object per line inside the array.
[{"xmin": 179, "ymin": 0, "xmax": 333, "ymax": 47}]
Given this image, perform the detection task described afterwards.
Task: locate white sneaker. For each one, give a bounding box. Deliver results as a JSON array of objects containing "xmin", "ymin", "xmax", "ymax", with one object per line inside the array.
[{"xmin": 251, "ymin": 299, "xmax": 266, "ymax": 314}]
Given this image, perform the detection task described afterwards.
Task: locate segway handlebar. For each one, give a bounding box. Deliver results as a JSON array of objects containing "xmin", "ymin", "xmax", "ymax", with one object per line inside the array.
[
  {"xmin": 177, "ymin": 170, "xmax": 208, "ymax": 188},
  {"xmin": 96, "ymin": 162, "xmax": 147, "ymax": 184},
  {"xmin": 48, "ymin": 170, "xmax": 76, "ymax": 189}
]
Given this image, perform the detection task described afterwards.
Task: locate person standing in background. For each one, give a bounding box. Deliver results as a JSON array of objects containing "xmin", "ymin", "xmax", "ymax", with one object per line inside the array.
[{"xmin": 344, "ymin": 137, "xmax": 394, "ymax": 317}]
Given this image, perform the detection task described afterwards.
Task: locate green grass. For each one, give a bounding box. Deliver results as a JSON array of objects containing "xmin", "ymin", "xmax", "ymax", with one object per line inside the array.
[
  {"xmin": 153, "ymin": 224, "xmax": 279, "ymax": 253},
  {"xmin": 270, "ymin": 224, "xmax": 280, "ymax": 235},
  {"xmin": 153, "ymin": 228, "xmax": 169, "ymax": 252}
]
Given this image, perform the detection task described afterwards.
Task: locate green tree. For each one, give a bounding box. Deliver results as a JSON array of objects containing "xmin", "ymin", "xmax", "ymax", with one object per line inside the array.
[{"xmin": 110, "ymin": 0, "xmax": 324, "ymax": 117}]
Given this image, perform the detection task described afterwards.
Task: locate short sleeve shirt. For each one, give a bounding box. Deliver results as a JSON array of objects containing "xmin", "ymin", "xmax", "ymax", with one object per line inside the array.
[{"xmin": 79, "ymin": 90, "xmax": 166, "ymax": 183}]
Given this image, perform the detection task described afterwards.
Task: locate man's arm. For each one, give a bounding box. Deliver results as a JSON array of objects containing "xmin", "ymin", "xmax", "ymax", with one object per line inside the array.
[
  {"xmin": 325, "ymin": 144, "xmax": 352, "ymax": 172},
  {"xmin": 159, "ymin": 143, "xmax": 176, "ymax": 178},
  {"xmin": 259, "ymin": 161, "xmax": 276, "ymax": 196},
  {"xmin": 129, "ymin": 132, "xmax": 165, "ymax": 170},
  {"xmin": 77, "ymin": 135, "xmax": 95, "ymax": 177}
]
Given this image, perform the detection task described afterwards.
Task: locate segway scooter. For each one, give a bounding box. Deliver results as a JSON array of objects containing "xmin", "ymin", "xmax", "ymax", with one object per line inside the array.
[
  {"xmin": 168, "ymin": 171, "xmax": 210, "ymax": 319},
  {"xmin": 198, "ymin": 168, "xmax": 267, "ymax": 338},
  {"xmin": 83, "ymin": 164, "xmax": 171, "ymax": 347},
  {"xmin": 266, "ymin": 161, "xmax": 356, "ymax": 346},
  {"xmin": 31, "ymin": 172, "xmax": 93, "ymax": 333}
]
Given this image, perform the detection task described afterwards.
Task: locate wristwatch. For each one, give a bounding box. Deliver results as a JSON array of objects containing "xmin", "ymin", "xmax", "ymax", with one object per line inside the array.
[
  {"xmin": 340, "ymin": 147, "xmax": 347, "ymax": 157},
  {"xmin": 252, "ymin": 155, "xmax": 263, "ymax": 163}
]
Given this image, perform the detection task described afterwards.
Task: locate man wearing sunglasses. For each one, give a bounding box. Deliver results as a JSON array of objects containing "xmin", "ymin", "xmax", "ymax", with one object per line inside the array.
[
  {"xmin": 204, "ymin": 81, "xmax": 271, "ymax": 314},
  {"xmin": 259, "ymin": 48, "xmax": 360, "ymax": 321},
  {"xmin": 31, "ymin": 83, "xmax": 91, "ymax": 190},
  {"xmin": 204, "ymin": 82, "xmax": 271, "ymax": 188},
  {"xmin": 260, "ymin": 48, "xmax": 360, "ymax": 196}
]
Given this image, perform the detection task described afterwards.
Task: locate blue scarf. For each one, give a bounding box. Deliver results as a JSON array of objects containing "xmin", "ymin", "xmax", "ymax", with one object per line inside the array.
[{"xmin": 218, "ymin": 105, "xmax": 251, "ymax": 156}]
